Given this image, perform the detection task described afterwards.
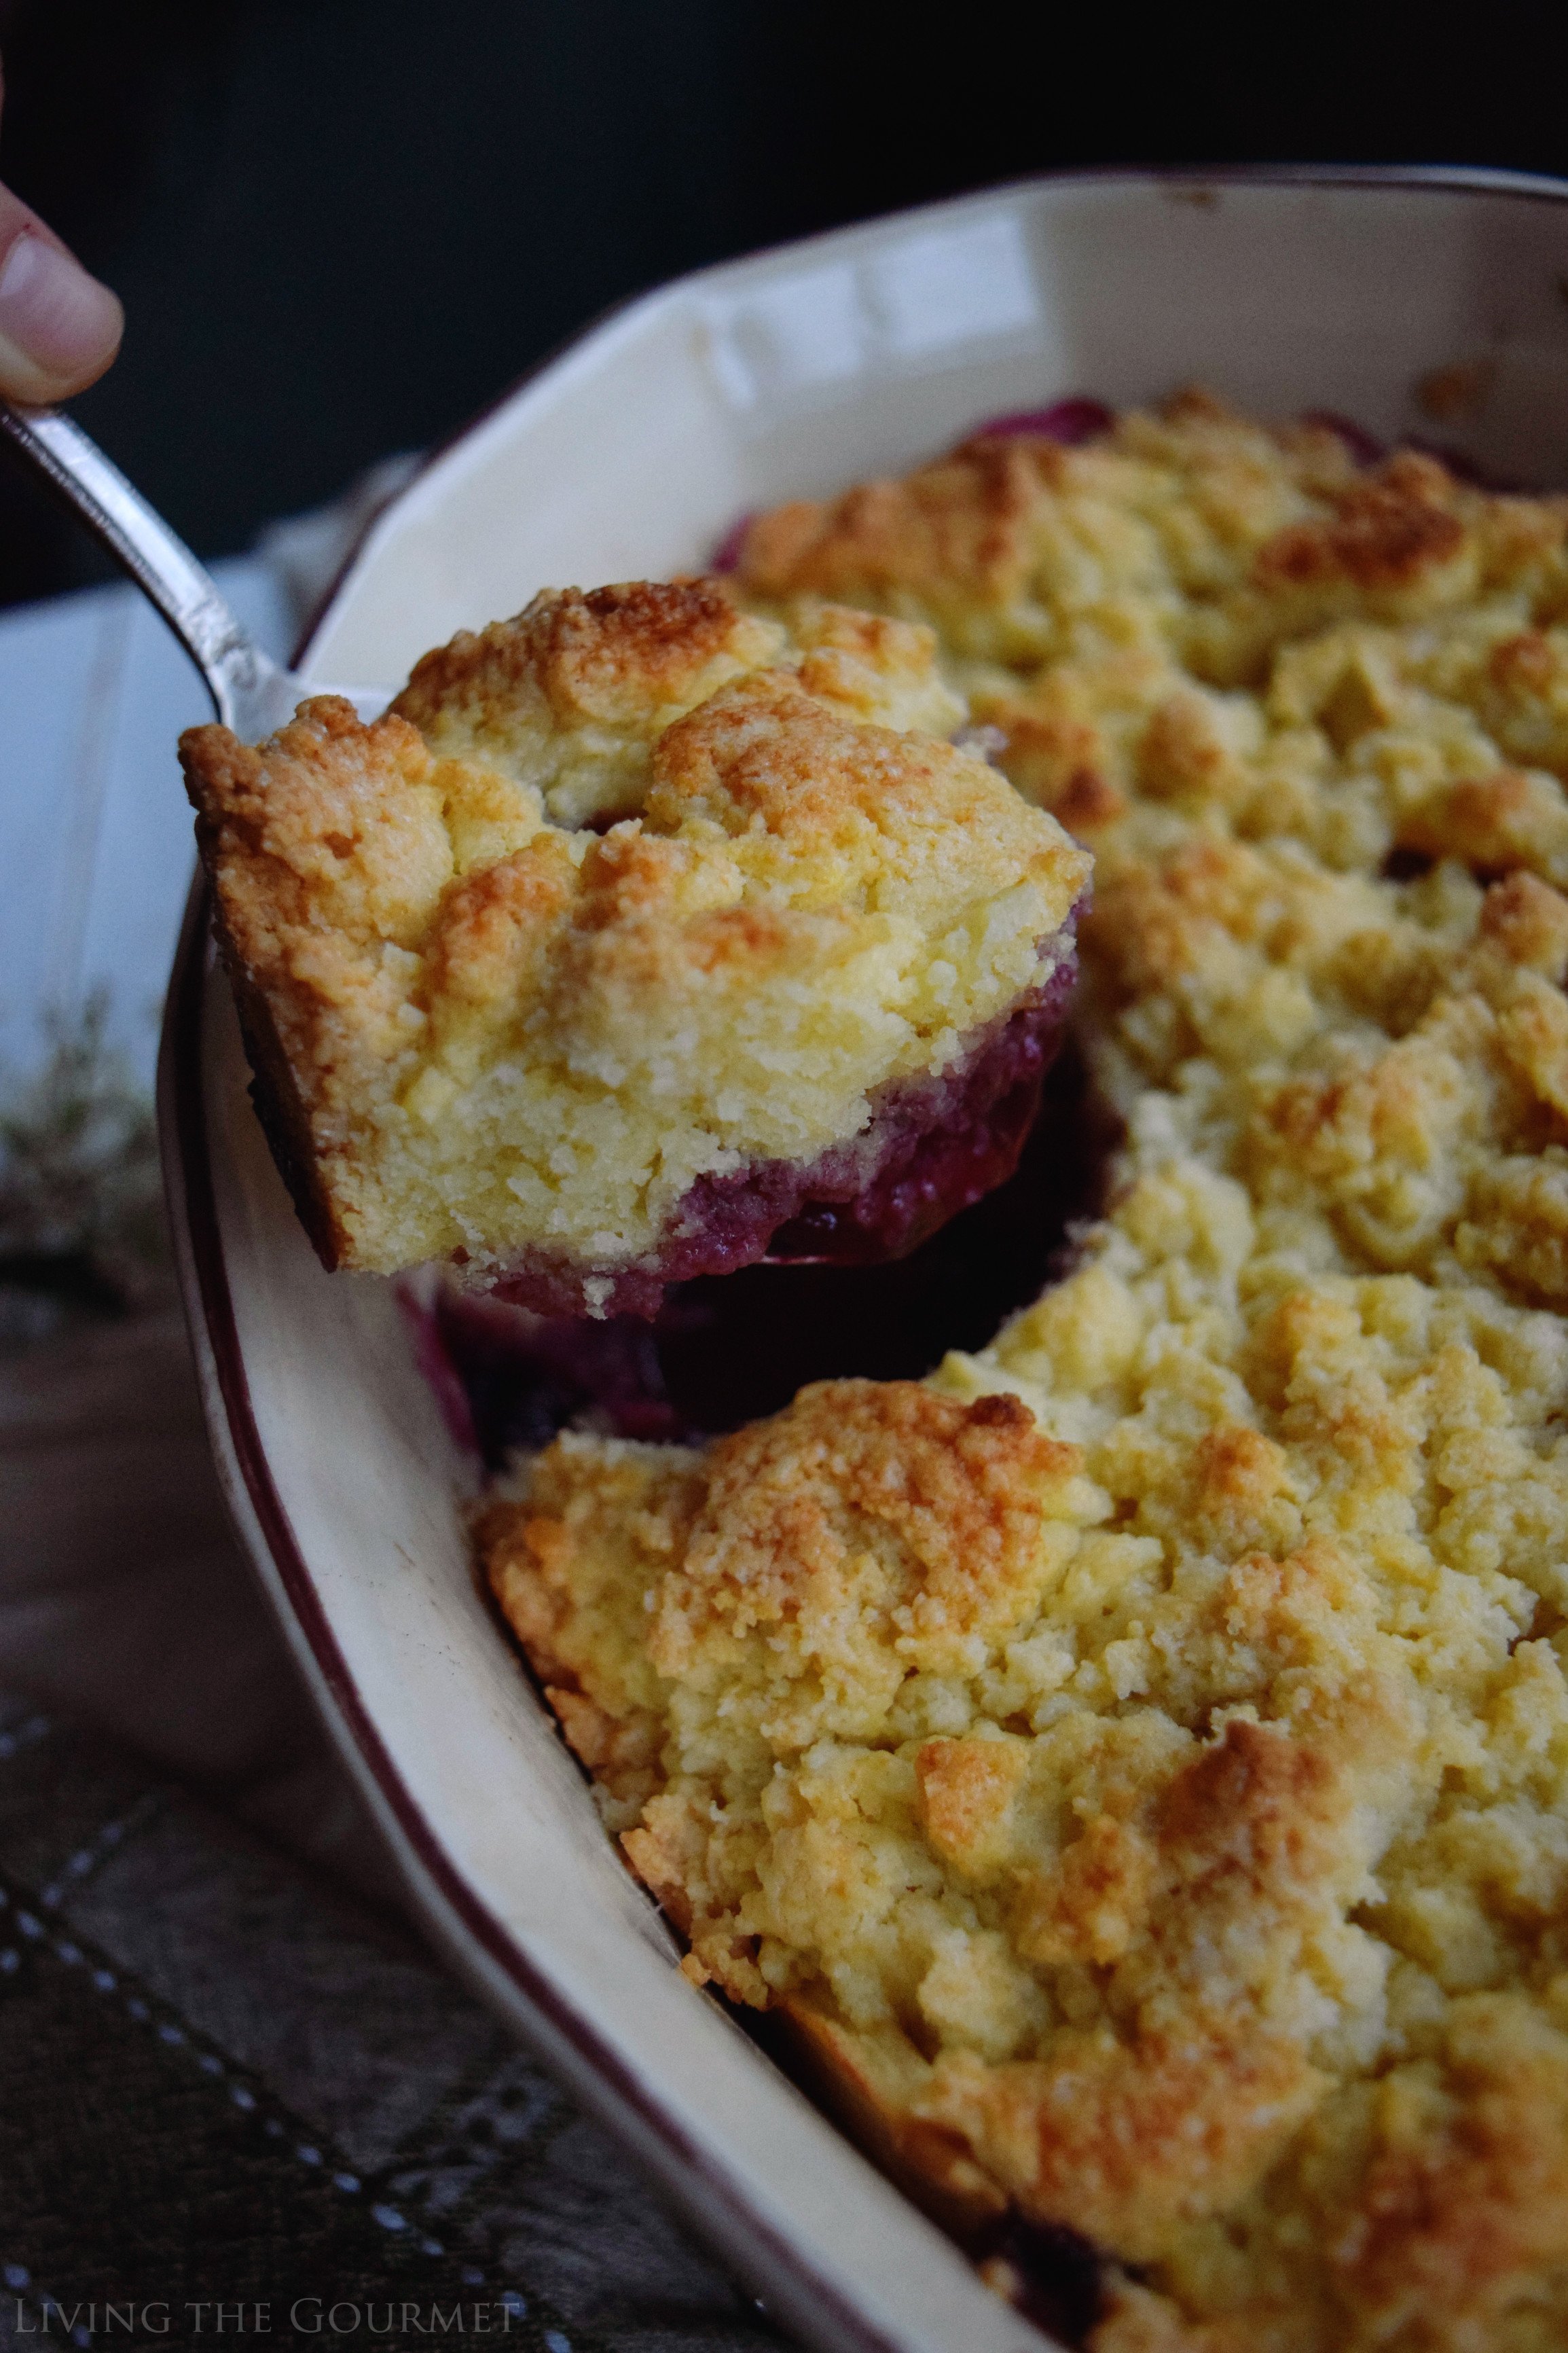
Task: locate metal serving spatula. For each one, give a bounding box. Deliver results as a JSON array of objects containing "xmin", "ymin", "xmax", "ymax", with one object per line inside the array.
[{"xmin": 0, "ymin": 399, "xmax": 391, "ymax": 739}]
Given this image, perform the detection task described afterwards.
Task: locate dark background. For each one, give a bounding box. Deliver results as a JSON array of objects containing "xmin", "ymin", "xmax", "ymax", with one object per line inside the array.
[{"xmin": 4, "ymin": 0, "xmax": 1568, "ymax": 611}]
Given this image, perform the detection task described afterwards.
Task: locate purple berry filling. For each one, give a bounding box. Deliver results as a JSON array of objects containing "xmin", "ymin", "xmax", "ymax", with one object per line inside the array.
[
  {"xmin": 402, "ymin": 1282, "xmax": 682, "ymax": 1452},
  {"xmin": 970, "ymin": 2213, "xmax": 1104, "ymax": 2347},
  {"xmin": 968, "ymin": 397, "xmax": 1112, "ymax": 447},
  {"xmin": 708, "ymin": 511, "xmax": 754, "ymax": 574},
  {"xmin": 412, "ymin": 1031, "xmax": 1118, "ymax": 1466},
  {"xmin": 479, "ymin": 924, "xmax": 1080, "ymax": 1322},
  {"xmin": 762, "ymin": 949, "xmax": 1078, "ymax": 1267},
  {"xmin": 1299, "ymin": 408, "xmax": 1386, "ymax": 469}
]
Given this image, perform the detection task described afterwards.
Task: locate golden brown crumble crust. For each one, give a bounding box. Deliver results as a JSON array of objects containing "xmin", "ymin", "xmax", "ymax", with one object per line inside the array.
[
  {"xmin": 392, "ymin": 579, "xmax": 747, "ymax": 744},
  {"xmin": 481, "ymin": 394, "xmax": 1568, "ymax": 2348}
]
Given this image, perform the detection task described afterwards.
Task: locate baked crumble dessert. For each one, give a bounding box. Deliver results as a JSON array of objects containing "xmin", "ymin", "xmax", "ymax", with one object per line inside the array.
[
  {"xmin": 478, "ymin": 395, "xmax": 1568, "ymax": 2349},
  {"xmin": 181, "ymin": 582, "xmax": 1088, "ymax": 1316}
]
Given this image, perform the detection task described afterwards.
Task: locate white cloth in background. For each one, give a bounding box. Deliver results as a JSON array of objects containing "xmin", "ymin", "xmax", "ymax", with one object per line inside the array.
[{"xmin": 0, "ymin": 556, "xmax": 293, "ymax": 1093}]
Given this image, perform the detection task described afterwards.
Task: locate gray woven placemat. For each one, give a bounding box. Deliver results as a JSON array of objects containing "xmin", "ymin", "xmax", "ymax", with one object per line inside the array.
[{"xmin": 0, "ymin": 1699, "xmax": 792, "ymax": 2353}]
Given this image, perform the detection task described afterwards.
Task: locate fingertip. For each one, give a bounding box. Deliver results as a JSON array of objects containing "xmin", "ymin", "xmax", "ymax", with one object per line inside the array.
[
  {"xmin": 0, "ymin": 228, "xmax": 123, "ymax": 403},
  {"xmin": 68, "ymin": 282, "xmax": 124, "ymax": 394}
]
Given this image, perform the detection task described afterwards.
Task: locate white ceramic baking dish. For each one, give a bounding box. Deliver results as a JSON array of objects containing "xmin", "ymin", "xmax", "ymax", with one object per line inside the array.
[{"xmin": 159, "ymin": 166, "xmax": 1568, "ymax": 2353}]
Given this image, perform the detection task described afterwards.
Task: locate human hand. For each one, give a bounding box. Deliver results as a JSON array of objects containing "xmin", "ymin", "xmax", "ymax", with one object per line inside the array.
[{"xmin": 0, "ymin": 57, "xmax": 122, "ymax": 403}]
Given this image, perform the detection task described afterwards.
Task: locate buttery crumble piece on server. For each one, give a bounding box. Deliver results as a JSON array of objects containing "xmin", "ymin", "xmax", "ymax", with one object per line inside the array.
[{"xmin": 181, "ymin": 580, "xmax": 1089, "ymax": 1316}]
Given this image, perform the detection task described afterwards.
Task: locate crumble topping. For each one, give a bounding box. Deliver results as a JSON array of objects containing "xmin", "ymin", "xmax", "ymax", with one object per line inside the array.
[
  {"xmin": 181, "ymin": 583, "xmax": 1086, "ymax": 1305},
  {"xmin": 481, "ymin": 396, "xmax": 1568, "ymax": 2349}
]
